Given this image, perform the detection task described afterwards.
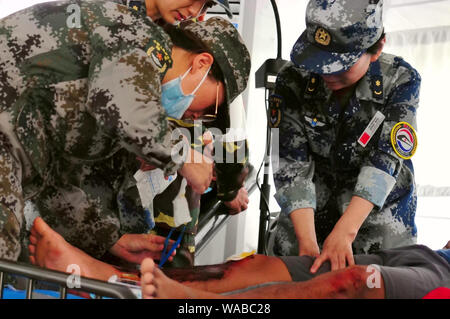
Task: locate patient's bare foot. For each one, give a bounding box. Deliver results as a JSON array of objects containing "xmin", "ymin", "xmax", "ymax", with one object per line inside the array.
[
  {"xmin": 140, "ymin": 258, "xmax": 219, "ymax": 299},
  {"xmin": 444, "ymin": 240, "xmax": 450, "ymax": 249},
  {"xmin": 29, "ymin": 217, "xmax": 118, "ymax": 281}
]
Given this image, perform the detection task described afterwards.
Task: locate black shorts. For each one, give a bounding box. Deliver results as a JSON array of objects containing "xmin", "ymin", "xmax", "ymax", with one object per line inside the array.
[{"xmin": 279, "ymin": 245, "xmax": 450, "ymax": 299}]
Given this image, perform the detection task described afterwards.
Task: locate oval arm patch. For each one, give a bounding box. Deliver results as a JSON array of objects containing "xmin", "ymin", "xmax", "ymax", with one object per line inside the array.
[{"xmin": 390, "ymin": 122, "xmax": 417, "ymax": 160}]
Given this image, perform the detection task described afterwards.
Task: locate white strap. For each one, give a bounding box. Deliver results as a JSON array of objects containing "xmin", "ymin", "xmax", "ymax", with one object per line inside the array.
[{"xmin": 181, "ymin": 65, "xmax": 212, "ymax": 95}]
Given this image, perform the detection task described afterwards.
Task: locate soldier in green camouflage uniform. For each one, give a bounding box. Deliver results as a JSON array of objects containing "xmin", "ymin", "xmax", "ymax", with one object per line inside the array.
[
  {"xmin": 105, "ymin": 1, "xmax": 250, "ymax": 268},
  {"xmin": 271, "ymin": 0, "xmax": 420, "ymax": 271},
  {"xmin": 116, "ymin": 21, "xmax": 250, "ymax": 268},
  {"xmin": 0, "ymin": 1, "xmax": 250, "ymax": 262}
]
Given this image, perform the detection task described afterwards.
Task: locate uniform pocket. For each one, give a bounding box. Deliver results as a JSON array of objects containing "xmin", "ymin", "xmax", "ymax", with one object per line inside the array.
[{"xmin": 302, "ymin": 118, "xmax": 332, "ymax": 158}]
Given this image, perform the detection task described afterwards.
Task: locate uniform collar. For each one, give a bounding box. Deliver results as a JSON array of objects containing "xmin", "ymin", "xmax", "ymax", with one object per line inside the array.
[
  {"xmin": 122, "ymin": 0, "xmax": 147, "ymax": 15},
  {"xmin": 303, "ymin": 59, "xmax": 385, "ymax": 104},
  {"xmin": 302, "ymin": 60, "xmax": 385, "ymax": 125}
]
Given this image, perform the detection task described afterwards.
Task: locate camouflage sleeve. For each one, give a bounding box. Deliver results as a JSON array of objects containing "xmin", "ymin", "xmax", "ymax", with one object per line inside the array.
[
  {"xmin": 167, "ymin": 118, "xmax": 249, "ymax": 202},
  {"xmin": 86, "ymin": 47, "xmax": 182, "ymax": 176},
  {"xmin": 354, "ymin": 60, "xmax": 421, "ymax": 208},
  {"xmin": 272, "ymin": 68, "xmax": 317, "ymax": 215},
  {"xmin": 0, "ymin": 132, "xmax": 24, "ymax": 261}
]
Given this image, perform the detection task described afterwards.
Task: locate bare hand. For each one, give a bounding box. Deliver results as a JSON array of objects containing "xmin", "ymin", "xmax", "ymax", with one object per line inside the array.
[
  {"xmin": 444, "ymin": 240, "xmax": 450, "ymax": 249},
  {"xmin": 109, "ymin": 234, "xmax": 176, "ymax": 264},
  {"xmin": 299, "ymin": 239, "xmax": 320, "ymax": 258},
  {"xmin": 223, "ymin": 187, "xmax": 249, "ymax": 215},
  {"xmin": 310, "ymin": 227, "xmax": 355, "ymax": 273},
  {"xmin": 179, "ymin": 148, "xmax": 213, "ymax": 194}
]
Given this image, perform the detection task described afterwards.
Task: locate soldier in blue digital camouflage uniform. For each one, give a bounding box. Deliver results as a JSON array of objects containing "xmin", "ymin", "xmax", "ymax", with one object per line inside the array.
[{"xmin": 271, "ymin": 0, "xmax": 420, "ymax": 273}]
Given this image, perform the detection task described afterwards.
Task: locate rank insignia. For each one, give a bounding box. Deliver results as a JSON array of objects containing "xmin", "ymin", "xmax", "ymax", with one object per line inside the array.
[
  {"xmin": 128, "ymin": 1, "xmax": 143, "ymax": 12},
  {"xmin": 305, "ymin": 74, "xmax": 319, "ymax": 95},
  {"xmin": 371, "ymin": 75, "xmax": 383, "ymax": 99}
]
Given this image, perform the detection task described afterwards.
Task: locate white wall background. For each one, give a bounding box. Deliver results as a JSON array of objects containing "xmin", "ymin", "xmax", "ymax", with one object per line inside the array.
[
  {"xmin": 236, "ymin": 0, "xmax": 310, "ymax": 256},
  {"xmin": 383, "ymin": 1, "xmax": 450, "ymax": 249},
  {"xmin": 0, "ymin": 0, "xmax": 59, "ymax": 18}
]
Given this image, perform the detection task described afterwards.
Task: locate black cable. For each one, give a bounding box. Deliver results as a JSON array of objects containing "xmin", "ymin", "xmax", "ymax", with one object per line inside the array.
[
  {"xmin": 256, "ymin": 0, "xmax": 282, "ymax": 216},
  {"xmin": 255, "ymin": 0, "xmax": 284, "ymax": 254},
  {"xmin": 255, "ymin": 89, "xmax": 270, "ymax": 212},
  {"xmin": 270, "ymin": 0, "xmax": 282, "ymax": 59},
  {"xmin": 255, "ymin": 88, "xmax": 273, "ymax": 223},
  {"xmin": 255, "ymin": 158, "xmax": 269, "ymax": 214}
]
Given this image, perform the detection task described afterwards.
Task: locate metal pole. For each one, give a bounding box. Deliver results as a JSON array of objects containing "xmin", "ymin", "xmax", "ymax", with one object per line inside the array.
[
  {"xmin": 0, "ymin": 259, "xmax": 137, "ymax": 299},
  {"xmin": 257, "ymin": 122, "xmax": 272, "ymax": 254},
  {"xmin": 26, "ymin": 278, "xmax": 34, "ymax": 299},
  {"xmin": 59, "ymin": 286, "xmax": 67, "ymax": 299},
  {"xmin": 255, "ymin": 0, "xmax": 285, "ymax": 254},
  {"xmin": 0, "ymin": 272, "xmax": 4, "ymax": 299}
]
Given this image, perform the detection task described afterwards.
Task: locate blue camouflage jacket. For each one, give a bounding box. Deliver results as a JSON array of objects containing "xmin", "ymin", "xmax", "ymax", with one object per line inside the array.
[{"xmin": 273, "ymin": 53, "xmax": 420, "ymax": 234}]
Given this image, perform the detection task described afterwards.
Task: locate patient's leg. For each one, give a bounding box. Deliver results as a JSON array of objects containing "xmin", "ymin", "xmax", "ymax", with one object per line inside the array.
[
  {"xmin": 162, "ymin": 254, "xmax": 292, "ymax": 293},
  {"xmin": 142, "ymin": 258, "xmax": 220, "ymax": 299},
  {"xmin": 29, "ymin": 217, "xmax": 121, "ymax": 281},
  {"xmin": 232, "ymin": 265, "xmax": 385, "ymax": 299},
  {"xmin": 142, "ymin": 258, "xmax": 385, "ymax": 299}
]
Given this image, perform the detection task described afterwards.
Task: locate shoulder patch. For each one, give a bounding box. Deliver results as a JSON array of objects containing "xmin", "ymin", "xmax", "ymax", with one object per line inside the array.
[
  {"xmin": 268, "ymin": 94, "xmax": 283, "ymax": 128},
  {"xmin": 390, "ymin": 122, "xmax": 417, "ymax": 159},
  {"xmin": 146, "ymin": 39, "xmax": 172, "ymax": 74}
]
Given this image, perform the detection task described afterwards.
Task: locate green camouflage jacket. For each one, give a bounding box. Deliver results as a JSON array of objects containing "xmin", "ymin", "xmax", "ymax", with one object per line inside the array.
[{"xmin": 0, "ymin": 0, "xmax": 181, "ymax": 260}]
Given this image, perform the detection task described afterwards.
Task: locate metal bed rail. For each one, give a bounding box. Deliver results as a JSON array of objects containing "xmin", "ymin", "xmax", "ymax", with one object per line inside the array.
[{"xmin": 0, "ymin": 259, "xmax": 137, "ymax": 299}]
